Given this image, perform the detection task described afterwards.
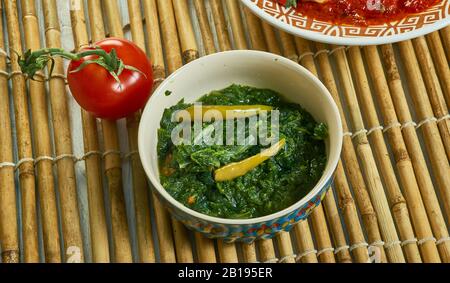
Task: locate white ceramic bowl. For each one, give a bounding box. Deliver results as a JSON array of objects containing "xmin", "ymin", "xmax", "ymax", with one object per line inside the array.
[
  {"xmin": 241, "ymin": 0, "xmax": 450, "ymax": 46},
  {"xmin": 138, "ymin": 50, "xmax": 343, "ymax": 242}
]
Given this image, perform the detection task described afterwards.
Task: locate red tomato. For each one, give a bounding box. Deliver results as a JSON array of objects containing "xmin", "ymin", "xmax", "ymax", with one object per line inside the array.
[{"xmin": 67, "ymin": 38, "xmax": 153, "ymax": 119}]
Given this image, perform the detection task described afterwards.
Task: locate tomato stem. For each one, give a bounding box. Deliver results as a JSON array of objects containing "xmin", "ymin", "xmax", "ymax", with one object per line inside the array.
[{"xmin": 24, "ymin": 48, "xmax": 79, "ymax": 61}]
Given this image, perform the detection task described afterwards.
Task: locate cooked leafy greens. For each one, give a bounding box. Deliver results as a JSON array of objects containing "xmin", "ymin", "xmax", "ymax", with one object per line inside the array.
[{"xmin": 157, "ymin": 85, "xmax": 328, "ymax": 219}]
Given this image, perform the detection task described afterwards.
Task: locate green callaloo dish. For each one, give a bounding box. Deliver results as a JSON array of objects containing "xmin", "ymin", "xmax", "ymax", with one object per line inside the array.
[{"xmin": 157, "ymin": 85, "xmax": 328, "ymax": 219}]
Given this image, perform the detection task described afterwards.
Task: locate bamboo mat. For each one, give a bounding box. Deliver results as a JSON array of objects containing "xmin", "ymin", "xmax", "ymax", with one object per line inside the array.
[{"xmin": 0, "ymin": 0, "xmax": 449, "ymax": 263}]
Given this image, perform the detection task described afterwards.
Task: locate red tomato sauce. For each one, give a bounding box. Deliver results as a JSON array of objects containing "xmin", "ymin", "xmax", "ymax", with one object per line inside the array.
[{"xmin": 277, "ymin": 0, "xmax": 441, "ymax": 26}]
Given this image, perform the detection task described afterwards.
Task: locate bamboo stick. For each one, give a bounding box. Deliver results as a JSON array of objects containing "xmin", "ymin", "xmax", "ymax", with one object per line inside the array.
[
  {"xmin": 411, "ymin": 37, "xmax": 450, "ymax": 160},
  {"xmin": 251, "ymin": 15, "xmax": 281, "ymax": 52},
  {"xmin": 0, "ymin": 1, "xmax": 19, "ymax": 263},
  {"xmin": 88, "ymin": 0, "xmax": 132, "ymax": 263},
  {"xmin": 317, "ymin": 46, "xmax": 387, "ymax": 262},
  {"xmin": 157, "ymin": 0, "xmax": 194, "ymax": 262},
  {"xmin": 295, "ymin": 39, "xmax": 364, "ymax": 262},
  {"xmin": 334, "ymin": 163, "xmax": 370, "ymax": 263},
  {"xmin": 69, "ymin": 0, "xmax": 110, "ymax": 263},
  {"xmin": 314, "ymin": 42, "xmax": 373, "ymax": 263},
  {"xmin": 242, "ymin": 8, "xmax": 266, "ymax": 51},
  {"xmin": 127, "ymin": 0, "xmax": 156, "ymax": 263},
  {"xmin": 20, "ymin": 0, "xmax": 58, "ymax": 263},
  {"xmin": 276, "ymin": 233, "xmax": 296, "ymax": 263},
  {"xmin": 143, "ymin": 0, "xmax": 165, "ymax": 90},
  {"xmin": 103, "ymin": 0, "xmax": 122, "ymax": 38},
  {"xmin": 194, "ymin": 0, "xmax": 233, "ymax": 53},
  {"xmin": 294, "ymin": 221, "xmax": 318, "ymax": 263},
  {"xmin": 195, "ymin": 233, "xmax": 217, "ymax": 263},
  {"xmin": 347, "ymin": 46, "xmax": 422, "ymax": 263},
  {"xmin": 143, "ymin": 0, "xmax": 177, "ymax": 263},
  {"xmin": 172, "ymin": 0, "xmax": 198, "ymax": 63},
  {"xmin": 127, "ymin": 0, "xmax": 146, "ymax": 50},
  {"xmin": 170, "ymin": 219, "xmax": 194, "ymax": 263},
  {"xmin": 41, "ymin": 0, "xmax": 84, "ymax": 262},
  {"xmin": 157, "ymin": 0, "xmax": 183, "ymax": 73},
  {"xmin": 309, "ymin": 206, "xmax": 336, "ymax": 263},
  {"xmin": 258, "ymin": 239, "xmax": 277, "ymax": 263},
  {"xmin": 282, "ymin": 36, "xmax": 355, "ymax": 263},
  {"xmin": 322, "ymin": 190, "xmax": 353, "ymax": 263},
  {"xmin": 426, "ymin": 32, "xmax": 450, "ymax": 107},
  {"xmin": 217, "ymin": 240, "xmax": 239, "ymax": 263},
  {"xmin": 329, "ymin": 43, "xmax": 405, "ymax": 262},
  {"xmin": 351, "ymin": 45, "xmax": 438, "ymax": 263},
  {"xmin": 365, "ymin": 45, "xmax": 450, "ymax": 262},
  {"xmin": 261, "ymin": 21, "xmax": 281, "ymax": 55},
  {"xmin": 209, "ymin": 0, "xmax": 232, "ymax": 51},
  {"xmin": 193, "ymin": 0, "xmax": 216, "ymax": 55},
  {"xmin": 381, "ymin": 44, "xmax": 450, "ymax": 262},
  {"xmin": 2, "ymin": 0, "xmax": 42, "ymax": 264},
  {"xmin": 279, "ymin": 31, "xmax": 298, "ymax": 62},
  {"xmin": 152, "ymin": 196, "xmax": 178, "ymax": 262},
  {"xmin": 242, "ymin": 243, "xmax": 258, "ymax": 263},
  {"xmin": 396, "ymin": 40, "xmax": 450, "ymax": 221},
  {"xmin": 224, "ymin": 0, "xmax": 247, "ymax": 50},
  {"xmin": 440, "ymin": 26, "xmax": 450, "ymax": 60},
  {"xmin": 294, "ymin": 38, "xmax": 348, "ymax": 263}
]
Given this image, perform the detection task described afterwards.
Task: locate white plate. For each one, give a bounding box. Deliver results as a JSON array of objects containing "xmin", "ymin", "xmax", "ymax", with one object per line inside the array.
[{"xmin": 241, "ymin": 0, "xmax": 450, "ymax": 46}]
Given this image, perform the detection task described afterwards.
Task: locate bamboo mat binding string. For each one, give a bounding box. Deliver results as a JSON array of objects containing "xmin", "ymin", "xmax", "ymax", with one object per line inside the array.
[
  {"xmin": 1, "ymin": 0, "xmax": 449, "ymax": 263},
  {"xmin": 1, "ymin": 41, "xmax": 450, "ymax": 261},
  {"xmin": 1, "ymin": 110, "xmax": 447, "ymax": 166}
]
